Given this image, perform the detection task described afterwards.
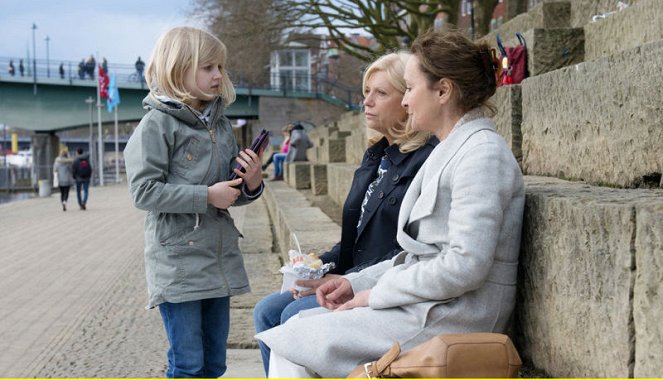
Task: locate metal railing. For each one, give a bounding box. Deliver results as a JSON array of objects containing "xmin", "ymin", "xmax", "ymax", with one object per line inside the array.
[{"xmin": 0, "ymin": 56, "xmax": 363, "ymax": 110}]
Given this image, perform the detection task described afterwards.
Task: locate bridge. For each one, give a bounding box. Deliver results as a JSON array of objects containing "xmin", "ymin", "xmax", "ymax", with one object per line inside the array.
[{"xmin": 0, "ymin": 57, "xmax": 361, "ymax": 132}]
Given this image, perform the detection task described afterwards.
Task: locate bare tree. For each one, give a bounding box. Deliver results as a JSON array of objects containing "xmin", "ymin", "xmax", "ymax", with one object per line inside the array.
[
  {"xmin": 273, "ymin": 0, "xmax": 460, "ymax": 62},
  {"xmin": 190, "ymin": 0, "xmax": 286, "ymax": 87}
]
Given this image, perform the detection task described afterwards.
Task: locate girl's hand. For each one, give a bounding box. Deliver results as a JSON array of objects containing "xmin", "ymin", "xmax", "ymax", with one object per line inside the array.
[
  {"xmin": 335, "ymin": 289, "xmax": 370, "ymax": 311},
  {"xmin": 233, "ymin": 148, "xmax": 264, "ymax": 192},
  {"xmin": 207, "ymin": 178, "xmax": 242, "ymax": 209},
  {"xmin": 291, "ymin": 274, "xmax": 341, "ymax": 299}
]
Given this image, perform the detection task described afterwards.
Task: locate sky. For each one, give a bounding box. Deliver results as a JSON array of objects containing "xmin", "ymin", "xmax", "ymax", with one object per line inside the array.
[{"xmin": 0, "ymin": 0, "xmax": 205, "ymax": 66}]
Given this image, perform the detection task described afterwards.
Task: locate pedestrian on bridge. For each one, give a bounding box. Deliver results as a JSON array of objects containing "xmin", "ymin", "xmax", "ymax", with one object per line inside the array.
[
  {"xmin": 19, "ymin": 59, "xmax": 24, "ymax": 76},
  {"xmin": 59, "ymin": 63, "xmax": 65, "ymax": 79},
  {"xmin": 8, "ymin": 60, "xmax": 15, "ymax": 76},
  {"xmin": 124, "ymin": 26, "xmax": 265, "ymax": 379}
]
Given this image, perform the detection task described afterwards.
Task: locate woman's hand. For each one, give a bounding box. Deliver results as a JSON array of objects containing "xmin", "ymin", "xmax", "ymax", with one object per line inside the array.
[
  {"xmin": 207, "ymin": 179, "xmax": 242, "ymax": 209},
  {"xmin": 290, "ymin": 274, "xmax": 341, "ymax": 299},
  {"xmin": 316, "ymin": 277, "xmax": 354, "ymax": 310},
  {"xmin": 233, "ymin": 148, "xmax": 264, "ymax": 192},
  {"xmin": 336, "ymin": 289, "xmax": 370, "ymax": 311}
]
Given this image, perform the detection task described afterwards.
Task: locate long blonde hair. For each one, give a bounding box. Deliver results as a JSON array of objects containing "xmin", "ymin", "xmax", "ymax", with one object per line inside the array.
[
  {"xmin": 363, "ymin": 51, "xmax": 431, "ymax": 153},
  {"xmin": 146, "ymin": 26, "xmax": 236, "ymax": 107}
]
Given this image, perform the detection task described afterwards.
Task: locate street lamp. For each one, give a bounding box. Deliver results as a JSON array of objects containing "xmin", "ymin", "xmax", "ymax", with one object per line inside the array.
[
  {"xmin": 45, "ymin": 35, "xmax": 50, "ymax": 78},
  {"xmin": 32, "ymin": 23, "xmax": 37, "ymax": 95},
  {"xmin": 85, "ymin": 96, "xmax": 95, "ymax": 183}
]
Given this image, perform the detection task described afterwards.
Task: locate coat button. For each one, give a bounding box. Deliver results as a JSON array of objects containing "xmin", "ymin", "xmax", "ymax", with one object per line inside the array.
[
  {"xmin": 186, "ymin": 153, "xmax": 193, "ymax": 161},
  {"xmin": 378, "ymin": 191, "xmax": 384, "ymax": 199},
  {"xmin": 388, "ymin": 196, "xmax": 396, "ymax": 205},
  {"xmin": 392, "ymin": 174, "xmax": 400, "ymax": 182},
  {"xmin": 188, "ymin": 240, "xmax": 194, "ymax": 246}
]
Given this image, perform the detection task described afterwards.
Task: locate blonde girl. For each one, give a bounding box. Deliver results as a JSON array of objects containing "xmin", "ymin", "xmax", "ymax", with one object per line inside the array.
[{"xmin": 124, "ymin": 26, "xmax": 264, "ymax": 378}]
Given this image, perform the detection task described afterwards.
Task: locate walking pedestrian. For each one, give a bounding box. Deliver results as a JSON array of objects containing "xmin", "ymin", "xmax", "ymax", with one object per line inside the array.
[
  {"xmin": 124, "ymin": 26, "xmax": 265, "ymax": 378},
  {"xmin": 8, "ymin": 59, "xmax": 15, "ymax": 76},
  {"xmin": 59, "ymin": 63, "xmax": 65, "ymax": 79},
  {"xmin": 72, "ymin": 147, "xmax": 92, "ymax": 210},
  {"xmin": 53, "ymin": 150, "xmax": 75, "ymax": 211},
  {"xmin": 19, "ymin": 59, "xmax": 24, "ymax": 76}
]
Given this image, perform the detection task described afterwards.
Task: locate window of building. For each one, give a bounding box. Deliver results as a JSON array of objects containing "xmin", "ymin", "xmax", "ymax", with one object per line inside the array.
[{"xmin": 270, "ymin": 47, "xmax": 311, "ymax": 92}]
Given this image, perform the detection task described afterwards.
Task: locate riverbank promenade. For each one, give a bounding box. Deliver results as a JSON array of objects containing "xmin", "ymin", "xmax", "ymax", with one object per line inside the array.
[{"xmin": 0, "ymin": 184, "xmax": 281, "ymax": 378}]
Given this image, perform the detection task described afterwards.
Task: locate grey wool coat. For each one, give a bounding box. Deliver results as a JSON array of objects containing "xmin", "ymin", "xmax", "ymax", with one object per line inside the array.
[{"xmin": 256, "ymin": 110, "xmax": 525, "ymax": 378}]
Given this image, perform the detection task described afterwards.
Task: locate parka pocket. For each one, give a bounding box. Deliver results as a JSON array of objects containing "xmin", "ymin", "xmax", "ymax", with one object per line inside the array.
[{"xmin": 171, "ymin": 136, "xmax": 201, "ymax": 176}]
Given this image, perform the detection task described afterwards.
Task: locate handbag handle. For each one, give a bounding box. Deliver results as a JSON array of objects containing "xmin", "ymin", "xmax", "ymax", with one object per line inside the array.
[
  {"xmin": 516, "ymin": 32, "xmax": 527, "ymax": 48},
  {"xmin": 360, "ymin": 342, "xmax": 401, "ymax": 378}
]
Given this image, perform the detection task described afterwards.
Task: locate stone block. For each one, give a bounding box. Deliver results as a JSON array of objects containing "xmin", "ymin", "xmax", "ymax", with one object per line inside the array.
[
  {"xmin": 310, "ymin": 164, "xmax": 328, "ymax": 195},
  {"xmin": 584, "ymin": 0, "xmax": 663, "ymax": 61},
  {"xmin": 346, "ymin": 128, "xmax": 368, "ymax": 165},
  {"xmin": 570, "ymin": 0, "xmax": 634, "ymax": 28},
  {"xmin": 286, "ymin": 162, "xmax": 311, "ymax": 189},
  {"xmin": 326, "ymin": 139, "xmax": 347, "ymax": 163},
  {"xmin": 330, "ymin": 131, "xmax": 352, "ymax": 139},
  {"xmin": 633, "ymin": 199, "xmax": 663, "ymax": 377},
  {"xmin": 327, "ymin": 163, "xmax": 358, "ymax": 207},
  {"xmin": 520, "ymin": 28, "xmax": 585, "ymax": 77},
  {"xmin": 492, "ymin": 85, "xmax": 523, "ymax": 164},
  {"xmin": 480, "ymin": 1, "xmax": 571, "ymax": 48},
  {"xmin": 521, "ymin": 40, "xmax": 663, "ymax": 188},
  {"xmin": 517, "ymin": 176, "xmax": 663, "ymax": 377}
]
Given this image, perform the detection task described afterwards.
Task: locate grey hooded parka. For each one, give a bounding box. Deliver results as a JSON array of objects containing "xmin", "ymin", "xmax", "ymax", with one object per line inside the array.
[{"xmin": 124, "ymin": 94, "xmax": 262, "ymax": 309}]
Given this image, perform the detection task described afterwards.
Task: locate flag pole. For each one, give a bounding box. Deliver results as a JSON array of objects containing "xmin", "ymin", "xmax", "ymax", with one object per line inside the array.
[
  {"xmin": 114, "ymin": 105, "xmax": 119, "ymax": 183},
  {"xmin": 96, "ymin": 52, "xmax": 104, "ymax": 186}
]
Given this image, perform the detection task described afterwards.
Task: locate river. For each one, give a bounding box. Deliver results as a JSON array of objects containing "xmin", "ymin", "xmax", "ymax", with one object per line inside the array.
[{"xmin": 0, "ymin": 192, "xmax": 36, "ymax": 205}]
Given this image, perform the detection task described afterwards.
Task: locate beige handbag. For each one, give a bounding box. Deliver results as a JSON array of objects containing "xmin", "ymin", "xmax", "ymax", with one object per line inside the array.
[{"xmin": 347, "ymin": 333, "xmax": 521, "ymax": 378}]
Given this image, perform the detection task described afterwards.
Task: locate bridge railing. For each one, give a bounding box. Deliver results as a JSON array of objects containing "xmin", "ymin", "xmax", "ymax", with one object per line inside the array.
[{"xmin": 0, "ymin": 57, "xmax": 363, "ymax": 110}]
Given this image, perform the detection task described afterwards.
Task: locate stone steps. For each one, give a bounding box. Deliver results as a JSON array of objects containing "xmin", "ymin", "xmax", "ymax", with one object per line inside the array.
[
  {"xmin": 520, "ymin": 176, "xmax": 663, "ymax": 377},
  {"xmin": 521, "ymin": 39, "xmax": 663, "ymax": 188},
  {"xmin": 261, "ymin": 180, "xmax": 341, "ymax": 262}
]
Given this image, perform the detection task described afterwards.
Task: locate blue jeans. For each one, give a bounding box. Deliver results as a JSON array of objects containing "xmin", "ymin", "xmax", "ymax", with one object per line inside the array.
[
  {"xmin": 75, "ymin": 180, "xmax": 89, "ymax": 206},
  {"xmin": 273, "ymin": 153, "xmax": 287, "ymax": 177},
  {"xmin": 253, "ymin": 291, "xmax": 319, "ymax": 375},
  {"xmin": 159, "ymin": 297, "xmax": 230, "ymax": 378}
]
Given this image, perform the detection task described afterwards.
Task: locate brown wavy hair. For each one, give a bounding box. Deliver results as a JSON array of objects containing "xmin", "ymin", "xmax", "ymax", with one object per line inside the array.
[{"xmin": 410, "ymin": 30, "xmax": 497, "ymax": 116}]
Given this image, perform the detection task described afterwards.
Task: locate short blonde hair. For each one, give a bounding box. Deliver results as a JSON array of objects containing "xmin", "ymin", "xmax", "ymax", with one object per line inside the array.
[
  {"xmin": 363, "ymin": 52, "xmax": 431, "ymax": 153},
  {"xmin": 146, "ymin": 26, "xmax": 236, "ymax": 106}
]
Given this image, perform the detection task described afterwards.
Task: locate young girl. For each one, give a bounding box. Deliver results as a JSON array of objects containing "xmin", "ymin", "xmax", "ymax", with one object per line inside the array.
[{"xmin": 124, "ymin": 26, "xmax": 264, "ymax": 378}]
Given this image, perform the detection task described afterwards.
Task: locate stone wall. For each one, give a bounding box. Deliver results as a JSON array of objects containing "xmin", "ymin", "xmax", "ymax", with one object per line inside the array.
[
  {"xmin": 518, "ymin": 176, "xmax": 663, "ymax": 377},
  {"xmin": 584, "ymin": 0, "xmax": 663, "ymax": 61},
  {"xmin": 521, "ymin": 40, "xmax": 663, "ymax": 188}
]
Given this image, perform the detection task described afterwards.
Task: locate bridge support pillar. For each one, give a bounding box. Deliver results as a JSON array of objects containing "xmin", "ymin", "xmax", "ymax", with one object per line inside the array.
[{"xmin": 31, "ymin": 132, "xmax": 60, "ymax": 189}]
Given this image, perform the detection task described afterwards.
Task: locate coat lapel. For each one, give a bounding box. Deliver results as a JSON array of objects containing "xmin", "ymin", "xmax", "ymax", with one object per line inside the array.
[{"xmin": 397, "ymin": 117, "xmax": 496, "ymax": 255}]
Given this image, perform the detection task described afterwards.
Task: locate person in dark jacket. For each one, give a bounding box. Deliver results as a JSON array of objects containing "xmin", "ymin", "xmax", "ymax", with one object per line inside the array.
[
  {"xmin": 253, "ymin": 51, "xmax": 437, "ymax": 375},
  {"xmin": 72, "ymin": 147, "xmax": 92, "ymax": 210}
]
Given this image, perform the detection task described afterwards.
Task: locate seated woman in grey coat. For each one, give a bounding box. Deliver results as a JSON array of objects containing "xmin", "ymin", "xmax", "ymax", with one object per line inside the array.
[{"xmin": 256, "ymin": 30, "xmax": 525, "ymax": 378}]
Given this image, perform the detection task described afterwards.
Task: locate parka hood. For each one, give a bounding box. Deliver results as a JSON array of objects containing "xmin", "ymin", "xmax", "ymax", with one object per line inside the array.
[{"xmin": 142, "ymin": 93, "xmax": 225, "ymax": 129}]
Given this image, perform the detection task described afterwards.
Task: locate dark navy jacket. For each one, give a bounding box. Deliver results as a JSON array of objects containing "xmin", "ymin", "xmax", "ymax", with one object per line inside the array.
[{"xmin": 320, "ymin": 136, "xmax": 438, "ymax": 274}]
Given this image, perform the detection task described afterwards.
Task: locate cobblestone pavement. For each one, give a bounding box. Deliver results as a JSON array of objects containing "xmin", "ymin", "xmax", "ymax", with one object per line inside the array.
[{"xmin": 0, "ymin": 184, "xmax": 281, "ymax": 378}]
